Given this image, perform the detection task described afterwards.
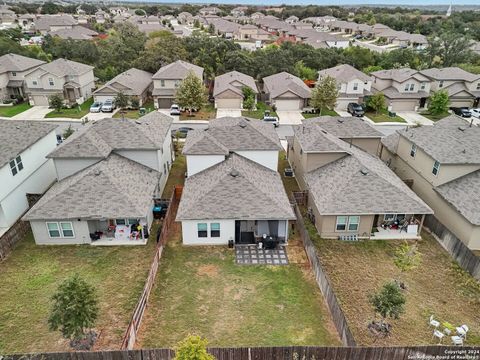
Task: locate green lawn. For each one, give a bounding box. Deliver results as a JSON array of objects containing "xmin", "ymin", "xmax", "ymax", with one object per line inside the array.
[
  {"xmin": 366, "ymin": 109, "xmax": 406, "ymax": 123},
  {"xmin": 241, "ymin": 102, "xmax": 276, "ymax": 119},
  {"xmin": 420, "ymin": 111, "xmax": 450, "ymax": 121},
  {"xmin": 0, "ymin": 102, "xmax": 31, "ymax": 117},
  {"xmin": 303, "ymin": 109, "xmax": 339, "ymax": 118},
  {"xmin": 138, "ymin": 228, "xmax": 341, "ymax": 348},
  {"xmin": 161, "ymin": 148, "xmax": 186, "ymax": 199},
  {"xmin": 179, "ymin": 104, "xmax": 216, "ymax": 120},
  {"xmin": 113, "ymin": 100, "xmax": 155, "ymax": 119},
  {"xmin": 44, "ymin": 98, "xmax": 93, "ymax": 119},
  {"xmin": 0, "ymin": 229, "xmax": 157, "ymax": 354}
]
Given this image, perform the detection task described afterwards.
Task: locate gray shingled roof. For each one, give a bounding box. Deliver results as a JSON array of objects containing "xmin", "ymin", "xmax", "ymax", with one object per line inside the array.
[
  {"xmin": 434, "ymin": 170, "xmax": 480, "ymax": 225},
  {"xmin": 176, "ymin": 153, "xmax": 295, "ymax": 221},
  {"xmin": 421, "ymin": 67, "xmax": 480, "ymax": 82},
  {"xmin": 304, "ymin": 139, "xmax": 433, "ymax": 216},
  {"xmin": 396, "ymin": 116, "xmax": 480, "ymax": 165},
  {"xmin": 318, "ymin": 64, "xmax": 370, "ymax": 83},
  {"xmin": 93, "ymin": 68, "xmax": 152, "ymax": 97},
  {"xmin": 0, "ymin": 120, "xmax": 57, "ymax": 168},
  {"xmin": 183, "ymin": 117, "xmax": 282, "ymax": 155},
  {"xmin": 33, "ymin": 58, "xmax": 94, "ymax": 78},
  {"xmin": 0, "ymin": 53, "xmax": 45, "ymax": 74},
  {"xmin": 213, "ymin": 71, "xmax": 257, "ymax": 97},
  {"xmin": 263, "ymin": 72, "xmax": 311, "ymax": 99},
  {"xmin": 49, "ymin": 26, "xmax": 98, "ymax": 40},
  {"xmin": 371, "ymin": 68, "xmax": 430, "ymax": 83},
  {"xmin": 24, "ymin": 153, "xmax": 159, "ymax": 221},
  {"xmin": 380, "ymin": 87, "xmax": 430, "ymax": 100},
  {"xmin": 381, "ymin": 132, "xmax": 400, "ymax": 154},
  {"xmin": 34, "ymin": 15, "xmax": 77, "ymax": 31},
  {"xmin": 303, "ymin": 116, "xmax": 383, "ymax": 140},
  {"xmin": 152, "ymin": 60, "xmax": 203, "ymax": 80},
  {"xmin": 49, "ymin": 113, "xmax": 172, "ymax": 159}
]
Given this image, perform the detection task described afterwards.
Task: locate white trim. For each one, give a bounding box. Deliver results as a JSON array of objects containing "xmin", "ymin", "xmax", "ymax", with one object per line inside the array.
[
  {"xmin": 60, "ymin": 221, "xmax": 75, "ymax": 238},
  {"xmin": 45, "ymin": 221, "xmax": 75, "ymax": 238},
  {"xmin": 46, "ymin": 222, "xmax": 61, "ymax": 238}
]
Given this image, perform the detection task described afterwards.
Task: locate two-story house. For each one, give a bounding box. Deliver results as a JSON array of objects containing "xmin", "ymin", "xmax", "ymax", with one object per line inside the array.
[
  {"xmin": 177, "ymin": 117, "xmax": 294, "ymax": 246},
  {"xmin": 318, "ymin": 64, "xmax": 372, "ymax": 110},
  {"xmin": 0, "ymin": 120, "xmax": 58, "ymax": 237},
  {"xmin": 287, "ymin": 117, "xmax": 432, "ymax": 240},
  {"xmin": 24, "ymin": 58, "xmax": 95, "ymax": 106},
  {"xmin": 370, "ymin": 68, "xmax": 431, "ymax": 112},
  {"xmin": 381, "ymin": 116, "xmax": 480, "ymax": 250},
  {"xmin": 152, "ymin": 60, "xmax": 204, "ymax": 109},
  {"xmin": 262, "ymin": 72, "xmax": 311, "ymax": 111},
  {"xmin": 213, "ymin": 71, "xmax": 258, "ymax": 110},
  {"xmin": 420, "ymin": 67, "xmax": 480, "ymax": 108},
  {"xmin": 23, "ymin": 112, "xmax": 174, "ymax": 246},
  {"xmin": 34, "ymin": 15, "xmax": 77, "ymax": 34},
  {"xmin": 93, "ymin": 68, "xmax": 153, "ymax": 106},
  {"xmin": 0, "ymin": 53, "xmax": 45, "ymax": 102}
]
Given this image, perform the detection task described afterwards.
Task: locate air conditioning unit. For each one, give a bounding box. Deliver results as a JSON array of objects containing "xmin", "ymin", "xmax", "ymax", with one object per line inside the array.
[{"xmin": 284, "ymin": 168, "xmax": 294, "ymax": 177}]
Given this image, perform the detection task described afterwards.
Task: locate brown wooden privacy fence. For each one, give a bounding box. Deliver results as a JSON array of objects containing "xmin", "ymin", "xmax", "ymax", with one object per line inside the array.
[
  {"xmin": 294, "ymin": 204, "xmax": 356, "ymax": 347},
  {"xmin": 424, "ymin": 215, "xmax": 480, "ymax": 281},
  {"xmin": 6, "ymin": 346, "xmax": 480, "ymax": 360},
  {"xmin": 120, "ymin": 186, "xmax": 183, "ymax": 350}
]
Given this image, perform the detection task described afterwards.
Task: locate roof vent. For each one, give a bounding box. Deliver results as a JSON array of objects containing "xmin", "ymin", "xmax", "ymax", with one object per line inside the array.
[
  {"xmin": 230, "ymin": 169, "xmax": 239, "ymax": 177},
  {"xmin": 239, "ymin": 122, "xmax": 247, "ymax": 128},
  {"xmin": 337, "ymin": 118, "xmax": 344, "ymax": 123},
  {"xmin": 462, "ymin": 149, "xmax": 466, "ymax": 154},
  {"xmin": 360, "ymin": 168, "xmax": 369, "ymax": 176},
  {"xmin": 458, "ymin": 127, "xmax": 465, "ymax": 132},
  {"xmin": 93, "ymin": 169, "xmax": 101, "ymax": 176},
  {"xmin": 135, "ymin": 120, "xmax": 141, "ymax": 125}
]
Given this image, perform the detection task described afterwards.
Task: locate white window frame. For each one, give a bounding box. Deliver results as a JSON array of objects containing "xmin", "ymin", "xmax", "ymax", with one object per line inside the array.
[
  {"xmin": 46, "ymin": 222, "xmax": 74, "ymax": 238},
  {"xmin": 160, "ymin": 79, "xmax": 165, "ymax": 87},
  {"xmin": 420, "ymin": 82, "xmax": 426, "ymax": 90},
  {"xmin": 409, "ymin": 84, "xmax": 414, "ymax": 91},
  {"xmin": 12, "ymin": 71, "xmax": 16, "ymax": 77},
  {"xmin": 48, "ymin": 77, "xmax": 54, "ymax": 86},
  {"xmin": 174, "ymin": 80, "xmax": 180, "ymax": 88},
  {"xmin": 439, "ymin": 81, "xmax": 444, "ymax": 88},
  {"xmin": 335, "ymin": 216, "xmax": 347, "ymax": 231},
  {"xmin": 384, "ymin": 214, "xmax": 396, "ymax": 221},
  {"xmin": 115, "ymin": 218, "xmax": 126, "ymax": 225},
  {"xmin": 46, "ymin": 222, "xmax": 61, "ymax": 238},
  {"xmin": 347, "ymin": 216, "xmax": 360, "ymax": 231},
  {"xmin": 432, "ymin": 160, "xmax": 440, "ymax": 176},
  {"xmin": 59, "ymin": 222, "xmax": 75, "ymax": 238},
  {"xmin": 410, "ymin": 144, "xmax": 417, "ymax": 158},
  {"xmin": 210, "ymin": 222, "xmax": 220, "ymax": 237},
  {"xmin": 197, "ymin": 223, "xmax": 208, "ymax": 238},
  {"xmin": 353, "ymin": 82, "xmax": 359, "ymax": 91},
  {"xmin": 404, "ymin": 83, "xmax": 410, "ymax": 91},
  {"xmin": 32, "ymin": 80, "xmax": 38, "ymax": 86}
]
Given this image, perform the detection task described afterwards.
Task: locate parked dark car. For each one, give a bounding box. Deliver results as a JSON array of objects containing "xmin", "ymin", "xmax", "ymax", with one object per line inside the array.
[
  {"xmin": 347, "ymin": 103, "xmax": 365, "ymax": 117},
  {"xmin": 171, "ymin": 127, "xmax": 194, "ymax": 138},
  {"xmin": 450, "ymin": 107, "xmax": 472, "ymax": 118}
]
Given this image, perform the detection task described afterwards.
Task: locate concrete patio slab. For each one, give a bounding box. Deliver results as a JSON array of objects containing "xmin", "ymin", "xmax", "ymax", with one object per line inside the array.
[
  {"xmin": 235, "ymin": 245, "xmax": 289, "ymax": 265},
  {"xmin": 277, "ymin": 110, "xmax": 303, "ymax": 125},
  {"xmin": 216, "ymin": 108, "xmax": 242, "ymax": 118}
]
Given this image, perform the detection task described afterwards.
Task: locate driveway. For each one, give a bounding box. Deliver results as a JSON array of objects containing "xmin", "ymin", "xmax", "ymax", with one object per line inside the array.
[
  {"xmin": 276, "ymin": 111, "xmax": 304, "ymax": 125},
  {"xmin": 335, "ymin": 109, "xmax": 377, "ymax": 125},
  {"xmin": 11, "ymin": 106, "xmax": 50, "ymax": 120},
  {"xmin": 396, "ymin": 112, "xmax": 434, "ymax": 126},
  {"xmin": 216, "ymin": 108, "xmax": 241, "ymax": 118},
  {"xmin": 84, "ymin": 109, "xmax": 119, "ymax": 121}
]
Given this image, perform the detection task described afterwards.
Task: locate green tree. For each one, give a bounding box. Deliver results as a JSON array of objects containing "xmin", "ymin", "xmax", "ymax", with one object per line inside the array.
[
  {"xmin": 130, "ymin": 96, "xmax": 140, "ymax": 110},
  {"xmin": 49, "ymin": 94, "xmax": 64, "ymax": 112},
  {"xmin": 114, "ymin": 91, "xmax": 129, "ymax": 119},
  {"xmin": 426, "ymin": 32, "xmax": 473, "ymax": 67},
  {"xmin": 366, "ymin": 92, "xmax": 386, "ymax": 114},
  {"xmin": 309, "ymin": 75, "xmax": 338, "ymax": 114},
  {"xmin": 175, "ymin": 71, "xmax": 207, "ymax": 116},
  {"xmin": 369, "ymin": 282, "xmax": 406, "ymax": 325},
  {"xmin": 242, "ymin": 86, "xmax": 255, "ymax": 111},
  {"xmin": 48, "ymin": 274, "xmax": 98, "ymax": 341},
  {"xmin": 207, "ymin": 23, "xmax": 215, "ymax": 35},
  {"xmin": 174, "ymin": 335, "xmax": 215, "ymax": 360},
  {"xmin": 428, "ymin": 90, "xmax": 450, "ymax": 115},
  {"xmin": 293, "ymin": 60, "xmax": 317, "ymax": 81},
  {"xmin": 393, "ymin": 242, "xmax": 422, "ymax": 273},
  {"xmin": 63, "ymin": 125, "xmax": 75, "ymax": 139}
]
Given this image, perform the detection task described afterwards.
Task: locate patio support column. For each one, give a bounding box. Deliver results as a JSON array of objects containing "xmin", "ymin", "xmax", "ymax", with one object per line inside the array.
[{"xmin": 418, "ymin": 214, "xmax": 425, "ymax": 236}]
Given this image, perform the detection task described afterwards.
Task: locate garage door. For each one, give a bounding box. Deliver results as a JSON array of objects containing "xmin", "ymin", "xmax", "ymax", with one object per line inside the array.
[
  {"xmin": 216, "ymin": 98, "xmax": 242, "ymax": 109},
  {"xmin": 450, "ymin": 99, "xmax": 473, "ymax": 108},
  {"xmin": 275, "ymin": 99, "xmax": 301, "ymax": 111},
  {"xmin": 32, "ymin": 95, "xmax": 49, "ymax": 106},
  {"xmin": 390, "ymin": 100, "xmax": 417, "ymax": 112},
  {"xmin": 158, "ymin": 98, "xmax": 173, "ymax": 109},
  {"xmin": 94, "ymin": 95, "xmax": 114, "ymax": 103}
]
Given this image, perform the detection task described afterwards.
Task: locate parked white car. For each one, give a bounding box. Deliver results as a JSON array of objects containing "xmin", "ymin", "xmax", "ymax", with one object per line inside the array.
[{"xmin": 471, "ymin": 108, "xmax": 480, "ymax": 119}]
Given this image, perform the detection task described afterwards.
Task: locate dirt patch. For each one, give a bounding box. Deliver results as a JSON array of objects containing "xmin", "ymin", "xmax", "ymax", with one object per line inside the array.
[{"xmin": 197, "ymin": 264, "xmax": 219, "ymax": 277}]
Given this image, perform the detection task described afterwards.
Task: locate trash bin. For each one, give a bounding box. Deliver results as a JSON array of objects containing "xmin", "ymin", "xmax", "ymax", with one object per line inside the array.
[
  {"xmin": 139, "ymin": 107, "xmax": 146, "ymax": 116},
  {"xmin": 388, "ymin": 111, "xmax": 396, "ymax": 118},
  {"xmin": 228, "ymin": 240, "xmax": 234, "ymax": 248}
]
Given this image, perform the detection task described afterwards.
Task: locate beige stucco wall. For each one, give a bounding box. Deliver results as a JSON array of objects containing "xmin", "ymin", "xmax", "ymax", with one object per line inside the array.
[{"xmin": 347, "ymin": 138, "xmax": 381, "ymax": 156}]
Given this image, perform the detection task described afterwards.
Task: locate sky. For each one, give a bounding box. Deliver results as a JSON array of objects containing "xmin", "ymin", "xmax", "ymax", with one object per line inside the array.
[{"xmin": 124, "ymin": 0, "xmax": 479, "ymax": 5}]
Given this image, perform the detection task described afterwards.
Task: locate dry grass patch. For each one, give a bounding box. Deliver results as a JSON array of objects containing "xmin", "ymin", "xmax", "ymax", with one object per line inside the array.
[{"xmin": 313, "ymin": 232, "xmax": 480, "ymax": 346}]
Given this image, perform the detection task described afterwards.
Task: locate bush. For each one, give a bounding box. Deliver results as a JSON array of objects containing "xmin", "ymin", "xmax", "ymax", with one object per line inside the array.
[
  {"xmin": 174, "ymin": 335, "xmax": 215, "ymax": 360},
  {"xmin": 130, "ymin": 97, "xmax": 140, "ymax": 110}
]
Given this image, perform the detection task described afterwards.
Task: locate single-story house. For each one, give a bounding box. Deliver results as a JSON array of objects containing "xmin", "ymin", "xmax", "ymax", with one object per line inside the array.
[
  {"xmin": 213, "ymin": 71, "xmax": 257, "ymax": 109},
  {"xmin": 262, "ymin": 72, "xmax": 311, "ymax": 111}
]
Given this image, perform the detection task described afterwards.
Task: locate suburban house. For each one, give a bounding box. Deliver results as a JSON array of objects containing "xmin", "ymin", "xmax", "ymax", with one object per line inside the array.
[
  {"xmin": 34, "ymin": 15, "xmax": 78, "ymax": 34},
  {"xmin": 234, "ymin": 24, "xmax": 270, "ymax": 41},
  {"xmin": 48, "ymin": 25, "xmax": 99, "ymax": 40},
  {"xmin": 23, "ymin": 112, "xmax": 174, "ymax": 246},
  {"xmin": 177, "ymin": 12, "xmax": 193, "ymax": 25},
  {"xmin": 24, "ymin": 58, "xmax": 95, "ymax": 106},
  {"xmin": 177, "ymin": 117, "xmax": 295, "ymax": 245},
  {"xmin": 381, "ymin": 116, "xmax": 480, "ymax": 250},
  {"xmin": 152, "ymin": 60, "xmax": 204, "ymax": 109},
  {"xmin": 0, "ymin": 5, "xmax": 16, "ymax": 30},
  {"xmin": 198, "ymin": 7, "xmax": 221, "ymax": 16},
  {"xmin": 370, "ymin": 68, "xmax": 431, "ymax": 111},
  {"xmin": 213, "ymin": 71, "xmax": 257, "ymax": 109},
  {"xmin": 0, "ymin": 121, "xmax": 58, "ymax": 237},
  {"xmin": 262, "ymin": 72, "xmax": 311, "ymax": 111},
  {"xmin": 18, "ymin": 14, "xmax": 36, "ymax": 32},
  {"xmin": 318, "ymin": 64, "xmax": 372, "ymax": 110},
  {"xmin": 93, "ymin": 68, "xmax": 153, "ymax": 106},
  {"xmin": 0, "ymin": 53, "xmax": 45, "ymax": 102},
  {"xmin": 420, "ymin": 67, "xmax": 480, "ymax": 108},
  {"xmin": 287, "ymin": 117, "xmax": 433, "ymax": 240},
  {"xmin": 231, "ymin": 6, "xmax": 247, "ymax": 17}
]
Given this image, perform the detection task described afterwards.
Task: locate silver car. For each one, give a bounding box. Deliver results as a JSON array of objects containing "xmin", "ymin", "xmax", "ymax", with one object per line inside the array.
[
  {"xmin": 101, "ymin": 99, "xmax": 115, "ymax": 113},
  {"xmin": 89, "ymin": 101, "xmax": 102, "ymax": 113}
]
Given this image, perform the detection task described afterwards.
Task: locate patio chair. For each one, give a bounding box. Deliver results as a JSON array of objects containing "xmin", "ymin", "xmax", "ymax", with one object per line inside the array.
[
  {"xmin": 457, "ymin": 325, "xmax": 469, "ymax": 339},
  {"xmin": 451, "ymin": 336, "xmax": 464, "ymax": 346},
  {"xmin": 443, "ymin": 328, "xmax": 452, "ymax": 336},
  {"xmin": 433, "ymin": 329, "xmax": 444, "ymax": 344},
  {"xmin": 429, "ymin": 315, "xmax": 440, "ymax": 328}
]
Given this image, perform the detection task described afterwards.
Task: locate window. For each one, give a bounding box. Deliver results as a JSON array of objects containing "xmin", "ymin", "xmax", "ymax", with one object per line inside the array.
[
  {"xmin": 197, "ymin": 223, "xmax": 208, "ymax": 237},
  {"xmin": 9, "ymin": 156, "xmax": 23, "ymax": 176},
  {"xmin": 115, "ymin": 219, "xmax": 126, "ymax": 225},
  {"xmin": 348, "ymin": 216, "xmax": 360, "ymax": 231},
  {"xmin": 174, "ymin": 80, "xmax": 180, "ymax": 88},
  {"xmin": 477, "ymin": 83, "xmax": 480, "ymax": 90},
  {"xmin": 410, "ymin": 144, "xmax": 417, "ymax": 158},
  {"xmin": 404, "ymin": 83, "xmax": 410, "ymax": 91},
  {"xmin": 353, "ymin": 82, "xmax": 359, "ymax": 91},
  {"xmin": 336, "ymin": 216, "xmax": 347, "ymax": 231},
  {"xmin": 160, "ymin": 79, "xmax": 165, "ymax": 87},
  {"xmin": 163, "ymin": 163, "xmax": 167, "ymax": 175},
  {"xmin": 439, "ymin": 81, "xmax": 444, "ymax": 88},
  {"xmin": 210, "ymin": 223, "xmax": 220, "ymax": 237},
  {"xmin": 60, "ymin": 222, "xmax": 74, "ymax": 237},
  {"xmin": 47, "ymin": 222, "xmax": 61, "ymax": 238},
  {"xmin": 432, "ymin": 160, "xmax": 440, "ymax": 176},
  {"xmin": 12, "ymin": 72, "xmax": 16, "ymax": 77},
  {"xmin": 420, "ymin": 82, "xmax": 426, "ymax": 90},
  {"xmin": 48, "ymin": 78, "xmax": 54, "ymax": 86},
  {"xmin": 32, "ymin": 80, "xmax": 38, "ymax": 86},
  {"xmin": 384, "ymin": 214, "xmax": 395, "ymax": 221},
  {"xmin": 409, "ymin": 84, "xmax": 414, "ymax": 91},
  {"xmin": 127, "ymin": 218, "xmax": 138, "ymax": 225}
]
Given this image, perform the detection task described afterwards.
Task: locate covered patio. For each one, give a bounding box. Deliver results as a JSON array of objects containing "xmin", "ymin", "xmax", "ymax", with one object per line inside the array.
[
  {"xmin": 371, "ymin": 213, "xmax": 425, "ymax": 240},
  {"xmin": 88, "ymin": 218, "xmax": 149, "ymax": 246}
]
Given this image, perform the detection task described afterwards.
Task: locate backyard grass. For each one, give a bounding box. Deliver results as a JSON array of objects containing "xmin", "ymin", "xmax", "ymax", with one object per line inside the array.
[
  {"xmin": 279, "ymin": 151, "xmax": 300, "ymax": 199},
  {"xmin": 179, "ymin": 104, "xmax": 216, "ymax": 120},
  {"xmin": 303, "ymin": 109, "xmax": 339, "ymax": 118},
  {"xmin": 161, "ymin": 146, "xmax": 186, "ymax": 198},
  {"xmin": 0, "ymin": 228, "xmax": 158, "ymax": 354},
  {"xmin": 137, "ymin": 227, "xmax": 341, "ymax": 348},
  {"xmin": 241, "ymin": 102, "xmax": 276, "ymax": 119},
  {"xmin": 44, "ymin": 98, "xmax": 93, "ymax": 119},
  {"xmin": 420, "ymin": 111, "xmax": 450, "ymax": 121},
  {"xmin": 310, "ymin": 228, "xmax": 480, "ymax": 346},
  {"xmin": 0, "ymin": 102, "xmax": 31, "ymax": 117},
  {"xmin": 366, "ymin": 109, "xmax": 406, "ymax": 123},
  {"xmin": 113, "ymin": 100, "xmax": 155, "ymax": 119}
]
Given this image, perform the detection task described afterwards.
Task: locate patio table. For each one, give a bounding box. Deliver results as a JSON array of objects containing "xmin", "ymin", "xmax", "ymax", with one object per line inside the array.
[{"xmin": 115, "ymin": 225, "xmax": 131, "ymax": 241}]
